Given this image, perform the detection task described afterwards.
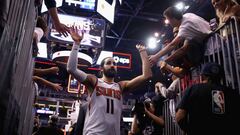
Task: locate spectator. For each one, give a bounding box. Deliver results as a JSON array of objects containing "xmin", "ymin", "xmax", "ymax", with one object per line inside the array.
[
  {"xmin": 175, "ymin": 62, "xmax": 240, "ymax": 135},
  {"xmin": 32, "ymin": 115, "xmax": 40, "ymax": 133},
  {"xmin": 149, "ymin": 6, "xmax": 211, "ymax": 76},
  {"xmin": 129, "ymin": 96, "xmax": 165, "ymax": 135},
  {"xmin": 212, "ymin": 0, "xmax": 240, "ymax": 25},
  {"xmin": 32, "ymin": 76, "xmax": 62, "ymax": 91},
  {"xmin": 156, "ymin": 75, "xmax": 180, "ymax": 120},
  {"xmin": 33, "ymin": 67, "xmax": 59, "ymax": 76},
  {"xmin": 33, "ymin": 67, "xmax": 63, "ymax": 91},
  {"xmin": 157, "ymin": 27, "xmax": 187, "ymax": 78},
  {"xmin": 33, "ymin": 115, "xmax": 64, "ymax": 135},
  {"xmin": 32, "ymin": 17, "xmax": 63, "ymax": 92},
  {"xmin": 158, "ymin": 60, "xmax": 185, "ymax": 78},
  {"xmin": 44, "ymin": 0, "xmax": 69, "ymax": 36},
  {"xmin": 32, "ymin": 16, "xmax": 48, "ymax": 57}
]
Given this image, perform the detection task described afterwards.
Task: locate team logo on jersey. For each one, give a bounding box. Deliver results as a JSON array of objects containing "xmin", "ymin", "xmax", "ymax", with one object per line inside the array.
[
  {"xmin": 212, "ymin": 90, "xmax": 225, "ymax": 114},
  {"xmin": 96, "ymin": 86, "xmax": 121, "ymax": 100}
]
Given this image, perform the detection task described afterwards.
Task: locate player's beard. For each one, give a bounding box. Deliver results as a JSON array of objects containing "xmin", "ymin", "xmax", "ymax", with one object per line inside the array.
[{"xmin": 103, "ymin": 68, "xmax": 116, "ymax": 78}]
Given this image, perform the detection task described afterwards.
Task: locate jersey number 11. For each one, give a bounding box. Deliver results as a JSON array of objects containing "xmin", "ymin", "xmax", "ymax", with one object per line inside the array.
[{"xmin": 106, "ymin": 98, "xmax": 114, "ymax": 114}]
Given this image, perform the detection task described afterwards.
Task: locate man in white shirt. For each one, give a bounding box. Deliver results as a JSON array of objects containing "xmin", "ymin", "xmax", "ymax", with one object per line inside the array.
[{"xmin": 149, "ymin": 6, "xmax": 212, "ymax": 71}]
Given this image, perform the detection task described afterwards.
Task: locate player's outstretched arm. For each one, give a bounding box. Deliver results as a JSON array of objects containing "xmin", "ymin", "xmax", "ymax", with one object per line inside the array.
[
  {"xmin": 120, "ymin": 44, "xmax": 152, "ymax": 93},
  {"xmin": 67, "ymin": 26, "xmax": 97, "ymax": 92}
]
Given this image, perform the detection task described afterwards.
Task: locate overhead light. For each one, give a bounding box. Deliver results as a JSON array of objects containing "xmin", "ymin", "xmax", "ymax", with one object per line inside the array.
[
  {"xmin": 147, "ymin": 37, "xmax": 157, "ymax": 49},
  {"xmin": 154, "ymin": 32, "xmax": 159, "ymax": 37},
  {"xmin": 164, "ymin": 19, "xmax": 169, "ymax": 24},
  {"xmin": 175, "ymin": 2, "xmax": 185, "ymax": 10},
  {"xmin": 184, "ymin": 5, "xmax": 190, "ymax": 10}
]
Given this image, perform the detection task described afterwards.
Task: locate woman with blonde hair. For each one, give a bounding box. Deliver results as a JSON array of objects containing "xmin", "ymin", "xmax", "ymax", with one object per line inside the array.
[{"xmin": 212, "ymin": 0, "xmax": 240, "ymax": 24}]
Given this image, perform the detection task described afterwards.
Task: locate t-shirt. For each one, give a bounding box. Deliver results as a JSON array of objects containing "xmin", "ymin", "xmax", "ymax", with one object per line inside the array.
[
  {"xmin": 177, "ymin": 83, "xmax": 240, "ymax": 135},
  {"xmin": 178, "ymin": 13, "xmax": 211, "ymax": 43}
]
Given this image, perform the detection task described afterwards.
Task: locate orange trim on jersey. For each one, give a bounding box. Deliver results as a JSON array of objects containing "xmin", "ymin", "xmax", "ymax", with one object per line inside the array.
[
  {"xmin": 117, "ymin": 82, "xmax": 124, "ymax": 96},
  {"xmin": 88, "ymin": 77, "xmax": 98, "ymax": 115}
]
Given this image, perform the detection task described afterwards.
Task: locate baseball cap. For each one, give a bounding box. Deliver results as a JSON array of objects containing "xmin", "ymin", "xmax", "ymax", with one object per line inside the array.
[{"xmin": 201, "ymin": 62, "xmax": 223, "ymax": 78}]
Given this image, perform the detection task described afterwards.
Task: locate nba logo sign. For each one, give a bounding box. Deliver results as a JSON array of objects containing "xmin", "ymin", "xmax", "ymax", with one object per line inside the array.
[{"xmin": 212, "ymin": 90, "xmax": 225, "ymax": 114}]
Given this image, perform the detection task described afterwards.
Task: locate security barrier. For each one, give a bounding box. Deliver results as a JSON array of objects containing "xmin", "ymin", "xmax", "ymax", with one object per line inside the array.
[
  {"xmin": 0, "ymin": 0, "xmax": 36, "ymax": 134},
  {"xmin": 163, "ymin": 98, "xmax": 184, "ymax": 135},
  {"xmin": 204, "ymin": 16, "xmax": 240, "ymax": 92}
]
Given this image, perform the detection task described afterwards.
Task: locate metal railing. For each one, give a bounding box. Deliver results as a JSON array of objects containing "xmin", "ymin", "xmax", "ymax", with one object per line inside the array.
[
  {"xmin": 204, "ymin": 16, "xmax": 240, "ymax": 92},
  {"xmin": 163, "ymin": 98, "xmax": 184, "ymax": 135},
  {"xmin": 162, "ymin": 79, "xmax": 184, "ymax": 135}
]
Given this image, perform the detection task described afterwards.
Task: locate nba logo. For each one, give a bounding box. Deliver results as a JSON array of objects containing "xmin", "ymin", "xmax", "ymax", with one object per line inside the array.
[{"xmin": 212, "ymin": 90, "xmax": 225, "ymax": 114}]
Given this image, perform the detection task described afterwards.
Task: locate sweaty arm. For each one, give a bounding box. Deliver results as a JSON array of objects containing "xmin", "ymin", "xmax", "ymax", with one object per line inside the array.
[
  {"xmin": 33, "ymin": 67, "xmax": 59, "ymax": 76},
  {"xmin": 45, "ymin": 0, "xmax": 69, "ymax": 36},
  {"xmin": 33, "ymin": 76, "xmax": 62, "ymax": 91},
  {"xmin": 176, "ymin": 109, "xmax": 188, "ymax": 132},
  {"xmin": 154, "ymin": 36, "xmax": 182, "ymax": 60},
  {"xmin": 120, "ymin": 45, "xmax": 152, "ymax": 93},
  {"xmin": 145, "ymin": 109, "xmax": 165, "ymax": 126},
  {"xmin": 44, "ymin": 0, "xmax": 58, "ymax": 22},
  {"xmin": 47, "ymin": 8, "xmax": 60, "ymax": 24},
  {"xmin": 165, "ymin": 39, "xmax": 189, "ymax": 62},
  {"xmin": 67, "ymin": 43, "xmax": 96, "ymax": 92}
]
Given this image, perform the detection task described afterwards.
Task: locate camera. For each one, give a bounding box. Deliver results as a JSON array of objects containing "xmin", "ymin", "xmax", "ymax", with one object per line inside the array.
[
  {"xmin": 131, "ymin": 99, "xmax": 151, "ymax": 119},
  {"xmin": 131, "ymin": 99, "xmax": 152, "ymax": 130},
  {"xmin": 131, "ymin": 100, "xmax": 151, "ymax": 114}
]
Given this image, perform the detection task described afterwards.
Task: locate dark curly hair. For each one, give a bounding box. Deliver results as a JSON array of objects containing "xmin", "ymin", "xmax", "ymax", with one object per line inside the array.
[{"xmin": 163, "ymin": 6, "xmax": 183, "ymax": 20}]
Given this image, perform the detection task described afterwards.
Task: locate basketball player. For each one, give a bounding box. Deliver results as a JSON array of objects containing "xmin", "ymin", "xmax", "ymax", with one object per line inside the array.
[{"xmin": 67, "ymin": 27, "xmax": 152, "ymax": 135}]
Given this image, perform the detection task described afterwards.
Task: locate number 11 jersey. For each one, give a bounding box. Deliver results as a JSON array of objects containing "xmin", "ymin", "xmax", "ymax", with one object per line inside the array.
[{"xmin": 83, "ymin": 78, "xmax": 123, "ymax": 135}]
